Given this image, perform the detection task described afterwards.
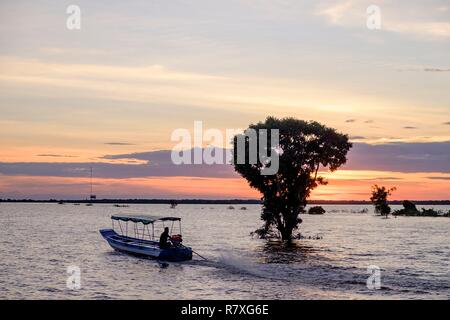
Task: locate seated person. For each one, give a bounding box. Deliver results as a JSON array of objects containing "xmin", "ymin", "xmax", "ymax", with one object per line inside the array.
[{"xmin": 159, "ymin": 227, "xmax": 171, "ymax": 249}]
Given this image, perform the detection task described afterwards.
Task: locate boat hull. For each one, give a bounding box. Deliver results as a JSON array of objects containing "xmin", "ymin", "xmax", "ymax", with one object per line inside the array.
[{"xmin": 99, "ymin": 229, "xmax": 192, "ymax": 262}]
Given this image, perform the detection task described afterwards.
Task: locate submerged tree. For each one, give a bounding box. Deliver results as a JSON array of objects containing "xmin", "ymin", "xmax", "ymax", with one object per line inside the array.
[
  {"xmin": 232, "ymin": 117, "xmax": 352, "ymax": 241},
  {"xmin": 169, "ymin": 200, "xmax": 178, "ymax": 209},
  {"xmin": 370, "ymin": 185, "xmax": 396, "ymax": 217}
]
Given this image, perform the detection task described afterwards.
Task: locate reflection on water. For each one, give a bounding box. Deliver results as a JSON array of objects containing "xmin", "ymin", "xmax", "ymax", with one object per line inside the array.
[
  {"xmin": 0, "ymin": 203, "xmax": 449, "ymax": 299},
  {"xmin": 259, "ymin": 240, "xmax": 321, "ymax": 264}
]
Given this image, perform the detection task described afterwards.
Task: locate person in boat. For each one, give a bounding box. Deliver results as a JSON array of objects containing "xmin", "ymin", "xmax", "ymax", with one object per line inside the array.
[{"xmin": 159, "ymin": 227, "xmax": 171, "ymax": 249}]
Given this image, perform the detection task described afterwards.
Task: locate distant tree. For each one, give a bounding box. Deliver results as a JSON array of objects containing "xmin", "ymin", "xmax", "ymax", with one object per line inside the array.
[
  {"xmin": 169, "ymin": 200, "xmax": 178, "ymax": 209},
  {"xmin": 370, "ymin": 185, "xmax": 396, "ymax": 217},
  {"xmin": 308, "ymin": 206, "xmax": 326, "ymax": 215},
  {"xmin": 233, "ymin": 117, "xmax": 352, "ymax": 241}
]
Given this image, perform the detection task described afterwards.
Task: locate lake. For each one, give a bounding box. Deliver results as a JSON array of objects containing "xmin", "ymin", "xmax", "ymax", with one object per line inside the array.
[{"xmin": 0, "ymin": 203, "xmax": 449, "ymax": 299}]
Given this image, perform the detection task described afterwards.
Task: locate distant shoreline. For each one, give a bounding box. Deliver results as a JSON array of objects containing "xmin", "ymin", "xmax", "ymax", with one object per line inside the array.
[{"xmin": 1, "ymin": 199, "xmax": 450, "ymax": 205}]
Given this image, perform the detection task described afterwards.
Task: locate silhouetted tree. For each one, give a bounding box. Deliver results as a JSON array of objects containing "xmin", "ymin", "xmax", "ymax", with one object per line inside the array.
[
  {"xmin": 169, "ymin": 200, "xmax": 178, "ymax": 209},
  {"xmin": 233, "ymin": 117, "xmax": 352, "ymax": 241},
  {"xmin": 370, "ymin": 185, "xmax": 396, "ymax": 217}
]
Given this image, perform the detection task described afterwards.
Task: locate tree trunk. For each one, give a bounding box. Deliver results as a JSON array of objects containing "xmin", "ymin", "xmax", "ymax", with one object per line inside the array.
[
  {"xmin": 280, "ymin": 225, "xmax": 293, "ymax": 241},
  {"xmin": 279, "ymin": 209, "xmax": 297, "ymax": 241},
  {"xmin": 281, "ymin": 233, "xmax": 292, "ymax": 241}
]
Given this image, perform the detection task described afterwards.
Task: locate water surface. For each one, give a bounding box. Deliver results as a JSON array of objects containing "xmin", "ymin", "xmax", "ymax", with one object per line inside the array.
[{"xmin": 0, "ymin": 203, "xmax": 449, "ymax": 299}]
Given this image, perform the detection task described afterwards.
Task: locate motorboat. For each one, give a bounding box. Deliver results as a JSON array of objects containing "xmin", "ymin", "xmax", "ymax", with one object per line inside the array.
[{"xmin": 100, "ymin": 214, "xmax": 193, "ymax": 262}]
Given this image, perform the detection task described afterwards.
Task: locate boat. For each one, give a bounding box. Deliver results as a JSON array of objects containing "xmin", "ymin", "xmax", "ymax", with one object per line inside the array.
[{"xmin": 99, "ymin": 214, "xmax": 193, "ymax": 262}]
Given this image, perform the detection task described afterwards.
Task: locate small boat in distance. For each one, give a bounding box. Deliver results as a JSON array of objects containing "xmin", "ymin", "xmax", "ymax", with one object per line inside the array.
[{"xmin": 100, "ymin": 214, "xmax": 193, "ymax": 262}]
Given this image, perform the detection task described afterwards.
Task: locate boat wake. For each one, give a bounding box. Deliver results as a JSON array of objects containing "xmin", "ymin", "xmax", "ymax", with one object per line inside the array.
[
  {"xmin": 175, "ymin": 250, "xmax": 369, "ymax": 290},
  {"xmin": 168, "ymin": 250, "xmax": 283, "ymax": 280},
  {"xmin": 216, "ymin": 251, "xmax": 283, "ymax": 279}
]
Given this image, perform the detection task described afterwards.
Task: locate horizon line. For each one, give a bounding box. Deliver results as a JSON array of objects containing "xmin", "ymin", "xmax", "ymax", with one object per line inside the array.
[{"xmin": 2, "ymin": 198, "xmax": 450, "ymax": 204}]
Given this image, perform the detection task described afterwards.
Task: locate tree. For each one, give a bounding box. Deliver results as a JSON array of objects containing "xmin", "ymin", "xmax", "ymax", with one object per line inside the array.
[
  {"xmin": 370, "ymin": 185, "xmax": 396, "ymax": 217},
  {"xmin": 232, "ymin": 117, "xmax": 352, "ymax": 241},
  {"xmin": 169, "ymin": 200, "xmax": 178, "ymax": 209}
]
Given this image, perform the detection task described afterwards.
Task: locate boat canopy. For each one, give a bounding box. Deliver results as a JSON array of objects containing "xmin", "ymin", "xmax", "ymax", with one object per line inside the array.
[{"xmin": 111, "ymin": 214, "xmax": 181, "ymax": 225}]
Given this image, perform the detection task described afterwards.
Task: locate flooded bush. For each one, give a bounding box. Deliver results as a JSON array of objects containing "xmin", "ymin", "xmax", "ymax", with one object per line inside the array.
[
  {"xmin": 308, "ymin": 206, "xmax": 325, "ymax": 215},
  {"xmin": 370, "ymin": 185, "xmax": 396, "ymax": 217},
  {"xmin": 393, "ymin": 200, "xmax": 449, "ymax": 217},
  {"xmin": 350, "ymin": 208, "xmax": 368, "ymax": 213}
]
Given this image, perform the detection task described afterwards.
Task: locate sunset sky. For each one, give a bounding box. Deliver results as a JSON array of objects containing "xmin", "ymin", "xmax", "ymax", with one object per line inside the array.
[{"xmin": 0, "ymin": 0, "xmax": 449, "ymax": 200}]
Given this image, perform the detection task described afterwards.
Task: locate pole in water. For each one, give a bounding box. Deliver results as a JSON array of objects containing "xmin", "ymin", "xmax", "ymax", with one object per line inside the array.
[
  {"xmin": 192, "ymin": 250, "xmax": 208, "ymax": 261},
  {"xmin": 180, "ymin": 244, "xmax": 208, "ymax": 261}
]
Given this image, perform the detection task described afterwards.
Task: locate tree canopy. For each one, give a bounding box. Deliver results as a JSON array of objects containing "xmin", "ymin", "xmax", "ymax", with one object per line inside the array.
[
  {"xmin": 233, "ymin": 116, "xmax": 352, "ymax": 240},
  {"xmin": 370, "ymin": 185, "xmax": 396, "ymax": 217}
]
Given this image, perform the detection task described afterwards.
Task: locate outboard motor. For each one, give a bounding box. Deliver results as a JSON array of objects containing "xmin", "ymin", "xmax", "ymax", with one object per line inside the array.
[{"xmin": 170, "ymin": 234, "xmax": 183, "ymax": 247}]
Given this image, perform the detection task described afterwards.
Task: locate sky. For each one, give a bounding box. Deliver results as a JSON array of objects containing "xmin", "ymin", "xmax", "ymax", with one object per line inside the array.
[{"xmin": 0, "ymin": 0, "xmax": 449, "ymax": 200}]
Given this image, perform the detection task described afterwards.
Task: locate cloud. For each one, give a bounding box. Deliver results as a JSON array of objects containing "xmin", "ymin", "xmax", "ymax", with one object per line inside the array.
[
  {"xmin": 0, "ymin": 56, "xmax": 242, "ymax": 115},
  {"xmin": 345, "ymin": 119, "xmax": 356, "ymax": 123},
  {"xmin": 427, "ymin": 176, "xmax": 450, "ymax": 180},
  {"xmin": 349, "ymin": 136, "xmax": 366, "ymax": 140},
  {"xmin": 37, "ymin": 154, "xmax": 77, "ymax": 158},
  {"xmin": 2, "ymin": 141, "xmax": 450, "ymax": 181},
  {"xmin": 391, "ymin": 22, "xmax": 450, "ymax": 39},
  {"xmin": 316, "ymin": 0, "xmax": 450, "ymax": 39},
  {"xmin": 0, "ymin": 56, "xmax": 366, "ymax": 117},
  {"xmin": 344, "ymin": 141, "xmax": 450, "ymax": 173},
  {"xmin": 443, "ymin": 122, "xmax": 450, "ymax": 125},
  {"xmin": 0, "ymin": 148, "xmax": 237, "ymax": 179},
  {"xmin": 316, "ymin": 0, "xmax": 354, "ymax": 25},
  {"xmin": 397, "ymin": 67, "xmax": 450, "ymax": 72},
  {"xmin": 364, "ymin": 120, "xmax": 374, "ymax": 124},
  {"xmin": 0, "ymin": 161, "xmax": 235, "ymax": 179},
  {"xmin": 104, "ymin": 142, "xmax": 136, "ymax": 146},
  {"xmin": 424, "ymin": 68, "xmax": 450, "ymax": 72},
  {"xmin": 403, "ymin": 126, "xmax": 417, "ymax": 129}
]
